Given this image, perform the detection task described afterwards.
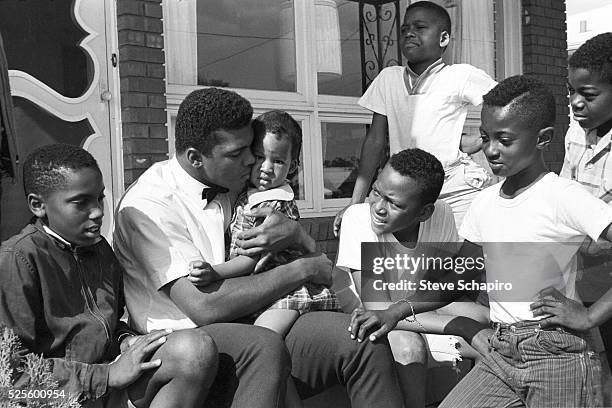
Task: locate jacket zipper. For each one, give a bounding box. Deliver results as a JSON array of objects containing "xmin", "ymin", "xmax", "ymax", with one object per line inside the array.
[{"xmin": 73, "ymin": 252, "xmax": 112, "ymax": 344}]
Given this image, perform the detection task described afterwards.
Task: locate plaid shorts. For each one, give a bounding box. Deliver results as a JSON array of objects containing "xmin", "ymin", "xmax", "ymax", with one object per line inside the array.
[
  {"xmin": 267, "ymin": 283, "xmax": 339, "ymax": 313},
  {"xmin": 440, "ymin": 321, "xmax": 603, "ymax": 407}
]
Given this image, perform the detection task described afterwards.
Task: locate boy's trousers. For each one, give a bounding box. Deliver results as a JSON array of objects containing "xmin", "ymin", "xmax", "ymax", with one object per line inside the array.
[{"xmin": 440, "ymin": 321, "xmax": 603, "ymax": 408}]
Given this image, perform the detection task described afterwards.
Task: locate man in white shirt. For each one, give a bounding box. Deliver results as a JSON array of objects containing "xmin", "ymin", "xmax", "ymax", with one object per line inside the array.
[{"xmin": 114, "ymin": 88, "xmax": 404, "ymax": 407}]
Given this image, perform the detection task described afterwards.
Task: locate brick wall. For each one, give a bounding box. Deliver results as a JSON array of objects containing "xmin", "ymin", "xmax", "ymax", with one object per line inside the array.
[
  {"xmin": 117, "ymin": 0, "xmax": 168, "ymax": 188},
  {"xmin": 521, "ymin": 0, "xmax": 568, "ymax": 174},
  {"xmin": 300, "ymin": 217, "xmax": 338, "ymax": 262}
]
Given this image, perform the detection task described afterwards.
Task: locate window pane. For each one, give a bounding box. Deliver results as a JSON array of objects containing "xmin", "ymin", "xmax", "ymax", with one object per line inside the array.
[
  {"xmin": 0, "ymin": 0, "xmax": 92, "ymax": 98},
  {"xmin": 289, "ymin": 148, "xmax": 305, "ymax": 201},
  {"xmin": 321, "ymin": 122, "xmax": 366, "ymax": 199},
  {"xmin": 196, "ymin": 0, "xmax": 296, "ymax": 91},
  {"xmin": 316, "ymin": 0, "xmax": 362, "ymax": 97}
]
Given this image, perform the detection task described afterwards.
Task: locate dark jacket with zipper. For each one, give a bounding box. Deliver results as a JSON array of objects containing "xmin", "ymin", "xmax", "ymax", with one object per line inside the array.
[{"xmin": 0, "ymin": 219, "xmax": 134, "ymax": 404}]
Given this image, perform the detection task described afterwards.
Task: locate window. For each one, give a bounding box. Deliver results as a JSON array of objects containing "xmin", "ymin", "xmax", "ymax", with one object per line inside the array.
[{"xmin": 164, "ymin": 0, "xmax": 521, "ymax": 217}]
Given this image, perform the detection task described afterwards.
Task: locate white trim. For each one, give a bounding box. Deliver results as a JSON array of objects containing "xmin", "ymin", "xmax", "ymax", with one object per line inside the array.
[
  {"xmin": 162, "ymin": 0, "xmax": 521, "ymax": 218},
  {"xmin": 105, "ymin": 0, "xmax": 125, "ymax": 201}
]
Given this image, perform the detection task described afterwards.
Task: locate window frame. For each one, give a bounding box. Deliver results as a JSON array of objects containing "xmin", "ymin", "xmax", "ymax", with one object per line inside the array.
[{"xmin": 162, "ymin": 0, "xmax": 522, "ymax": 218}]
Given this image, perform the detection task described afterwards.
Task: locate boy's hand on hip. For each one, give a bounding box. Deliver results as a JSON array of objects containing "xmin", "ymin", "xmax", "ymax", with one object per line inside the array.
[
  {"xmin": 470, "ymin": 328, "xmax": 494, "ymax": 357},
  {"xmin": 530, "ymin": 287, "xmax": 593, "ymax": 331},
  {"xmin": 108, "ymin": 329, "xmax": 172, "ymax": 389},
  {"xmin": 235, "ymin": 207, "xmax": 301, "ymax": 255}
]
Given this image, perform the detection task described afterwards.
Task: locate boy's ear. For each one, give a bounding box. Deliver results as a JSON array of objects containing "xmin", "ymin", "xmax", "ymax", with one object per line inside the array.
[
  {"xmin": 27, "ymin": 193, "xmax": 46, "ymax": 219},
  {"xmin": 536, "ymin": 127, "xmax": 554, "ymax": 149},
  {"xmin": 439, "ymin": 31, "xmax": 450, "ymax": 47},
  {"xmin": 186, "ymin": 147, "xmax": 205, "ymax": 168},
  {"xmin": 288, "ymin": 159, "xmax": 299, "ymax": 176},
  {"xmin": 418, "ymin": 202, "xmax": 435, "ymax": 223}
]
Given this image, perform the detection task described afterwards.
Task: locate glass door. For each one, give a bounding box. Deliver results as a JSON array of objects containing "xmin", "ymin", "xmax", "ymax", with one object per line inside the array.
[{"xmin": 0, "ymin": 0, "xmax": 119, "ymax": 240}]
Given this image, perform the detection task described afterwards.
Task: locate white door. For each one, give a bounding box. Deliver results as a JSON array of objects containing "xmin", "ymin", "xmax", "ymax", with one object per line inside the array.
[{"xmin": 1, "ymin": 0, "xmax": 120, "ymax": 239}]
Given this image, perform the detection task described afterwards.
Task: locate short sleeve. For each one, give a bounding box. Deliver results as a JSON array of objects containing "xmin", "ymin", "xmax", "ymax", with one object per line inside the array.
[
  {"xmin": 559, "ymin": 123, "xmax": 584, "ymax": 180},
  {"xmin": 336, "ymin": 205, "xmax": 370, "ymax": 270},
  {"xmin": 557, "ymin": 181, "xmax": 612, "ymax": 241},
  {"xmin": 559, "ymin": 133, "xmax": 573, "ymax": 179},
  {"xmin": 114, "ymin": 198, "xmax": 203, "ymax": 290},
  {"xmin": 432, "ymin": 200, "xmax": 461, "ymax": 243},
  {"xmin": 358, "ymin": 68, "xmax": 391, "ymax": 116},
  {"xmin": 458, "ymin": 194, "xmax": 484, "ymax": 243},
  {"xmin": 460, "ymin": 66, "xmax": 497, "ymax": 107}
]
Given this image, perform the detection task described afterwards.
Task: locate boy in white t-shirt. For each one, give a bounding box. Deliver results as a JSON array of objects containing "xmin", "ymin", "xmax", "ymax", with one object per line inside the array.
[
  {"xmin": 336, "ymin": 148, "xmax": 490, "ymax": 408},
  {"xmin": 334, "ymin": 1, "xmax": 497, "ymax": 234},
  {"xmin": 349, "ymin": 76, "xmax": 612, "ymax": 407}
]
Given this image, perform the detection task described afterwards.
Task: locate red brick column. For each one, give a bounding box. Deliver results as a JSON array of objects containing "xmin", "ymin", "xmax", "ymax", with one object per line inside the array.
[
  {"xmin": 117, "ymin": 0, "xmax": 168, "ymax": 188},
  {"xmin": 521, "ymin": 0, "xmax": 568, "ymax": 174}
]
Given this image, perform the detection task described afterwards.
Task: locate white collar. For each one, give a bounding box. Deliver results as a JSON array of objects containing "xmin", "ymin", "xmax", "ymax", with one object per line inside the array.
[
  {"xmin": 405, "ymin": 58, "xmax": 446, "ymax": 93},
  {"xmin": 247, "ymin": 184, "xmax": 295, "ymax": 207},
  {"xmin": 169, "ymin": 156, "xmax": 220, "ymax": 205},
  {"xmin": 42, "ymin": 225, "xmax": 73, "ymax": 249}
]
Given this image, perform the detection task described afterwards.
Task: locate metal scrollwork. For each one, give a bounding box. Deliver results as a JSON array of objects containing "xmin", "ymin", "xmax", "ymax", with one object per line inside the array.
[{"xmin": 358, "ymin": 1, "xmax": 402, "ymax": 92}]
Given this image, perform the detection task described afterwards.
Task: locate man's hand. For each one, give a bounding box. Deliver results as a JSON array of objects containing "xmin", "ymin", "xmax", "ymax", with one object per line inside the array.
[
  {"xmin": 108, "ymin": 329, "xmax": 172, "ymax": 389},
  {"xmin": 188, "ymin": 260, "xmax": 219, "ymax": 287},
  {"xmin": 530, "ymin": 287, "xmax": 593, "ymax": 331},
  {"xmin": 235, "ymin": 207, "xmax": 315, "ymax": 255},
  {"xmin": 349, "ymin": 307, "xmax": 402, "ymax": 342},
  {"xmin": 333, "ymin": 205, "xmax": 350, "ymax": 238},
  {"xmin": 295, "ymin": 253, "xmax": 333, "ymax": 286}
]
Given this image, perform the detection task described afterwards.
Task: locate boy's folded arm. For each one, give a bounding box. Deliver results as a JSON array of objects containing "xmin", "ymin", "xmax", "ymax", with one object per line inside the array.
[{"xmin": 588, "ymin": 222, "xmax": 612, "ymax": 327}]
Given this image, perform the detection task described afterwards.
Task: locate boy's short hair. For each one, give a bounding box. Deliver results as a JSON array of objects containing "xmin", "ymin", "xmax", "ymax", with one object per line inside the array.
[
  {"xmin": 175, "ymin": 87, "xmax": 253, "ymax": 156},
  {"xmin": 483, "ymin": 75, "xmax": 556, "ymax": 130},
  {"xmin": 388, "ymin": 148, "xmax": 444, "ymax": 205},
  {"xmin": 23, "ymin": 144, "xmax": 100, "ymax": 197},
  {"xmin": 405, "ymin": 1, "xmax": 451, "ymax": 33},
  {"xmin": 569, "ymin": 32, "xmax": 612, "ymax": 85}
]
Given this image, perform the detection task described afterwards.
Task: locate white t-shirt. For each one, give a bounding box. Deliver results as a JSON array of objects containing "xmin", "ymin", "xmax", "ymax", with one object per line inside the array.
[
  {"xmin": 336, "ymin": 201, "xmax": 459, "ymax": 303},
  {"xmin": 358, "ymin": 64, "xmax": 496, "ymax": 167},
  {"xmin": 113, "ymin": 157, "xmax": 232, "ymax": 333},
  {"xmin": 459, "ymin": 173, "xmax": 612, "ymax": 323}
]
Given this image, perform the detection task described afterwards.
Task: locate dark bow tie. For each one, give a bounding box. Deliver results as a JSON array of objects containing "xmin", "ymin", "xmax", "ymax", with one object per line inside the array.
[{"xmin": 202, "ymin": 185, "xmax": 228, "ymax": 204}]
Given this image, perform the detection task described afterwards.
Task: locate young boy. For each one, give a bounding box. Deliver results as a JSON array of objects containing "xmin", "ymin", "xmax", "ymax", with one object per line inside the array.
[
  {"xmin": 336, "ymin": 148, "xmax": 489, "ymax": 408},
  {"xmin": 561, "ymin": 32, "xmax": 612, "ymax": 204},
  {"xmin": 334, "ymin": 0, "xmax": 497, "ymax": 233},
  {"xmin": 350, "ymin": 76, "xmax": 612, "ymax": 407},
  {"xmin": 561, "ymin": 31, "xmax": 612, "ymax": 400},
  {"xmin": 0, "ymin": 144, "xmax": 217, "ymax": 408}
]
